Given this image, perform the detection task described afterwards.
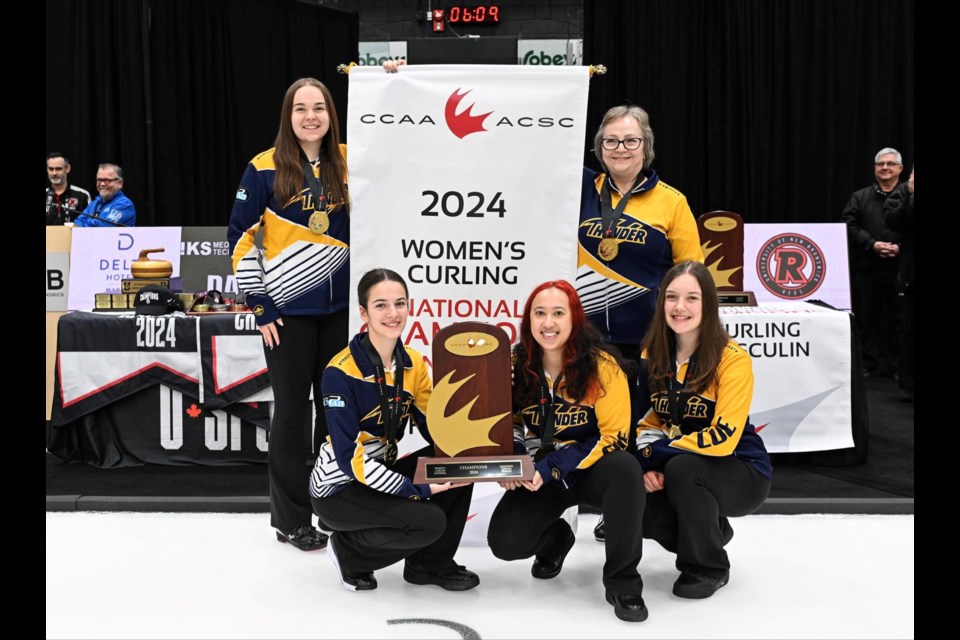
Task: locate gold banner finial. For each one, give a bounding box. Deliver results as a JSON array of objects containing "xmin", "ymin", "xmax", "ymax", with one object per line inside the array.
[{"xmin": 589, "ymin": 64, "xmax": 608, "ymax": 77}]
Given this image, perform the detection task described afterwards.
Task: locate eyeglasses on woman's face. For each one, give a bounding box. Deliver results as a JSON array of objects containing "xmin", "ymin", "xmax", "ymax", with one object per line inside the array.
[{"xmin": 601, "ymin": 137, "xmax": 643, "ymax": 151}]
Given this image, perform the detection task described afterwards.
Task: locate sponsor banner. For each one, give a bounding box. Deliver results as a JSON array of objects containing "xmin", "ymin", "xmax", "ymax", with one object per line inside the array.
[
  {"xmin": 357, "ymin": 42, "xmax": 408, "ymax": 66},
  {"xmin": 48, "ymin": 384, "xmax": 269, "ymax": 468},
  {"xmin": 46, "ymin": 252, "xmax": 70, "ymax": 311},
  {"xmin": 721, "ymin": 302, "xmax": 854, "ymax": 453},
  {"xmin": 744, "ymin": 223, "xmax": 851, "ymax": 310},
  {"xmin": 179, "ymin": 226, "xmax": 234, "ymax": 295},
  {"xmin": 347, "ymin": 65, "xmax": 590, "ymax": 359},
  {"xmin": 518, "ymin": 39, "xmax": 582, "ymax": 65},
  {"xmin": 360, "ymin": 40, "xmax": 583, "ymax": 66},
  {"xmin": 67, "ymin": 227, "xmax": 183, "ymax": 311}
]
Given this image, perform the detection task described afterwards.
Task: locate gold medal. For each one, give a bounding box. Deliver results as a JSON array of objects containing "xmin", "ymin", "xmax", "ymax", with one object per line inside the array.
[
  {"xmin": 598, "ymin": 237, "xmax": 619, "ymax": 261},
  {"xmin": 384, "ymin": 441, "xmax": 398, "ymax": 466},
  {"xmin": 308, "ymin": 210, "xmax": 330, "ymax": 235}
]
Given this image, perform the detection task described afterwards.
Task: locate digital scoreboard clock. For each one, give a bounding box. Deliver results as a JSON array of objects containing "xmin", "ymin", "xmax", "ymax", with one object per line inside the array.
[{"xmin": 447, "ymin": 5, "xmax": 501, "ymax": 24}]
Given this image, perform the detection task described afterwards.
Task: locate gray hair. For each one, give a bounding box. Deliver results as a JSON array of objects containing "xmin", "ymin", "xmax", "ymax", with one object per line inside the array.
[
  {"xmin": 98, "ymin": 163, "xmax": 124, "ymax": 180},
  {"xmin": 874, "ymin": 148, "xmax": 902, "ymax": 165},
  {"xmin": 593, "ymin": 105, "xmax": 655, "ymax": 170}
]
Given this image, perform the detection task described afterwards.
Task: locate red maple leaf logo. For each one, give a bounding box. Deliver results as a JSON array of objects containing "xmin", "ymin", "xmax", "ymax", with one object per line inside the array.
[
  {"xmin": 444, "ymin": 88, "xmax": 493, "ymax": 139},
  {"xmin": 186, "ymin": 404, "xmax": 202, "ymax": 419}
]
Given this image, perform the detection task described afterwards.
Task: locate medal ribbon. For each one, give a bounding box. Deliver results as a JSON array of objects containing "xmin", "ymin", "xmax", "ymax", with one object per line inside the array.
[
  {"xmin": 598, "ymin": 173, "xmax": 645, "ymax": 247},
  {"xmin": 666, "ymin": 350, "xmax": 698, "ymax": 438},
  {"xmin": 533, "ymin": 371, "xmax": 564, "ymax": 463},
  {"xmin": 361, "ymin": 334, "xmax": 406, "ymax": 465},
  {"xmin": 300, "ymin": 158, "xmax": 327, "ymax": 212}
]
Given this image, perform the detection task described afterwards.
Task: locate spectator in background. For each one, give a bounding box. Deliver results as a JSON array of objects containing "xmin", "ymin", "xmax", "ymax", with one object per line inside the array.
[
  {"xmin": 841, "ymin": 148, "xmax": 903, "ymax": 377},
  {"xmin": 46, "ymin": 153, "xmax": 91, "ymax": 226},
  {"xmin": 884, "ymin": 166, "xmax": 914, "ymax": 400},
  {"xmin": 75, "ymin": 163, "xmax": 136, "ymax": 227}
]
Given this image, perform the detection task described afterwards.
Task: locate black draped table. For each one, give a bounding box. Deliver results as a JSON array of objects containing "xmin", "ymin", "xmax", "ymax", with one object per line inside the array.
[{"xmin": 49, "ymin": 311, "xmax": 273, "ymax": 467}]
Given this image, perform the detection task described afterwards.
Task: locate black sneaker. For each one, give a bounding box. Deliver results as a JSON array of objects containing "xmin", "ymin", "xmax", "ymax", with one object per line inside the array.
[
  {"xmin": 403, "ymin": 561, "xmax": 479, "ymax": 591},
  {"xmin": 605, "ymin": 591, "xmax": 649, "ymax": 622},
  {"xmin": 672, "ymin": 570, "xmax": 729, "ymax": 599},
  {"xmin": 328, "ymin": 534, "xmax": 377, "ymax": 591},
  {"xmin": 531, "ymin": 527, "xmax": 576, "ymax": 579},
  {"xmin": 276, "ymin": 525, "xmax": 328, "ymax": 551},
  {"xmin": 594, "ymin": 516, "xmax": 606, "ymax": 542}
]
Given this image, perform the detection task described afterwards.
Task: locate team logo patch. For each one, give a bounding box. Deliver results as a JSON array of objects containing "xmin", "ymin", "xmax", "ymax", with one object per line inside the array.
[
  {"xmin": 756, "ymin": 233, "xmax": 826, "ymax": 299},
  {"xmin": 551, "ymin": 468, "xmax": 561, "ymax": 481},
  {"xmin": 323, "ymin": 394, "xmax": 346, "ymax": 409},
  {"xmin": 641, "ymin": 446, "xmax": 652, "ymax": 458},
  {"xmin": 252, "ymin": 305, "xmax": 264, "ymax": 316},
  {"xmin": 235, "ymin": 187, "xmax": 249, "ymax": 202}
]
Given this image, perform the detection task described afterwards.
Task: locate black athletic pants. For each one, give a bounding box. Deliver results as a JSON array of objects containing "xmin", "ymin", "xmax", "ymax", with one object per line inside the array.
[
  {"xmin": 311, "ymin": 447, "xmax": 474, "ymax": 575},
  {"xmin": 264, "ymin": 310, "xmax": 348, "ymax": 534},
  {"xmin": 643, "ymin": 454, "xmax": 770, "ymax": 579},
  {"xmin": 487, "ymin": 451, "xmax": 645, "ymax": 596}
]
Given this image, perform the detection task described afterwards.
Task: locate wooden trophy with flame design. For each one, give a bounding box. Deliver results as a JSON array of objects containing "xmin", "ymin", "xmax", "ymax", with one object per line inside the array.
[
  {"xmin": 698, "ymin": 211, "xmax": 757, "ymax": 306},
  {"xmin": 413, "ymin": 322, "xmax": 536, "ymax": 483}
]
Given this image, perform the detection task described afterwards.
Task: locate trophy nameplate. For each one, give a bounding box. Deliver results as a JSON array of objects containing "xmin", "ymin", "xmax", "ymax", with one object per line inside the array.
[
  {"xmin": 414, "ymin": 322, "xmax": 534, "ymax": 484},
  {"xmin": 718, "ymin": 291, "xmax": 758, "ymax": 306}
]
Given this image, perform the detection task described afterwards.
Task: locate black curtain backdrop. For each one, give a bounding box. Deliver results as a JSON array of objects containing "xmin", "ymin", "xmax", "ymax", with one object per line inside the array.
[
  {"xmin": 46, "ymin": 0, "xmax": 359, "ymax": 226},
  {"xmin": 584, "ymin": 0, "xmax": 914, "ymax": 223},
  {"xmin": 48, "ymin": 0, "xmax": 913, "ymax": 226}
]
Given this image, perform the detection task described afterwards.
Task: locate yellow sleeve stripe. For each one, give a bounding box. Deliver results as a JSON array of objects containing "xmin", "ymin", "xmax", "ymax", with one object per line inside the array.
[
  {"xmin": 261, "ymin": 208, "xmax": 348, "ymax": 260},
  {"xmin": 231, "ymin": 218, "xmax": 262, "ymax": 273}
]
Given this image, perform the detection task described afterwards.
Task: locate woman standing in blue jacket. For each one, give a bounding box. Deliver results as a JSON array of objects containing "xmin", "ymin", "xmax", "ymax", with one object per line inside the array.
[{"xmin": 227, "ymin": 77, "xmax": 352, "ymax": 552}]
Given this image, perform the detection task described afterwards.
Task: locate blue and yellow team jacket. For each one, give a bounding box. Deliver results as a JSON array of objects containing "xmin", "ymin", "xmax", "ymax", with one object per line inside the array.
[
  {"xmin": 635, "ymin": 341, "xmax": 772, "ymax": 479},
  {"xmin": 310, "ymin": 333, "xmax": 434, "ymax": 501},
  {"xmin": 577, "ymin": 167, "xmax": 703, "ymax": 344},
  {"xmin": 227, "ymin": 145, "xmax": 350, "ymax": 326},
  {"xmin": 515, "ymin": 352, "xmax": 632, "ymax": 488}
]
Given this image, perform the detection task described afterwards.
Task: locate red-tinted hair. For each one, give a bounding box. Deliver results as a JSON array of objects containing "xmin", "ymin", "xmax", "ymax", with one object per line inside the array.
[{"xmin": 515, "ymin": 280, "xmax": 602, "ymax": 403}]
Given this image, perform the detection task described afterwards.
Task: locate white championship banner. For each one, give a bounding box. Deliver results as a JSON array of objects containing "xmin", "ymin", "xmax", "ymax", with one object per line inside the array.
[{"xmin": 347, "ymin": 65, "xmax": 590, "ymax": 361}]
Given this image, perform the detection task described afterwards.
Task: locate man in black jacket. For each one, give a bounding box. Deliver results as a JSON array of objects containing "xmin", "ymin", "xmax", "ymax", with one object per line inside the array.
[
  {"xmin": 841, "ymin": 148, "xmax": 904, "ymax": 378},
  {"xmin": 45, "ymin": 153, "xmax": 91, "ymax": 225}
]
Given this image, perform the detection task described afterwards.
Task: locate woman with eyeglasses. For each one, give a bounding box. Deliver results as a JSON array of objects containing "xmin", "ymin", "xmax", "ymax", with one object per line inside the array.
[
  {"xmin": 635, "ymin": 261, "xmax": 771, "ymax": 599},
  {"xmin": 578, "ymin": 105, "xmax": 704, "ymax": 542},
  {"xmin": 226, "ymin": 69, "xmax": 402, "ymax": 554}
]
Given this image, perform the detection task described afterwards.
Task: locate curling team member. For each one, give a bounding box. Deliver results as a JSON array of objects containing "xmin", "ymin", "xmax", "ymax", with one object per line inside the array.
[
  {"xmin": 635, "ymin": 261, "xmax": 771, "ymax": 599},
  {"xmin": 309, "ymin": 268, "xmax": 479, "ymax": 592},
  {"xmin": 487, "ymin": 280, "xmax": 648, "ymax": 622}
]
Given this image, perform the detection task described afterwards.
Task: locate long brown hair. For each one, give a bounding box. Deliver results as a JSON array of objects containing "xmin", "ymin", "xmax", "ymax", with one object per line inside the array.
[
  {"xmin": 272, "ymin": 78, "xmax": 349, "ymax": 209},
  {"xmin": 641, "ymin": 261, "xmax": 729, "ymax": 393}
]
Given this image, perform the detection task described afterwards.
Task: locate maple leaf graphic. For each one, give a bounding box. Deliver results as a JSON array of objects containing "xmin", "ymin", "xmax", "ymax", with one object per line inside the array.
[
  {"xmin": 444, "ymin": 88, "xmax": 493, "ymax": 139},
  {"xmin": 186, "ymin": 404, "xmax": 202, "ymax": 419}
]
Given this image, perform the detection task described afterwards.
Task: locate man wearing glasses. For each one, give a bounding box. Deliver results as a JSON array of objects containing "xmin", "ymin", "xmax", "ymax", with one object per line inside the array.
[
  {"xmin": 74, "ymin": 163, "xmax": 136, "ymax": 227},
  {"xmin": 841, "ymin": 148, "xmax": 904, "ymax": 379}
]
